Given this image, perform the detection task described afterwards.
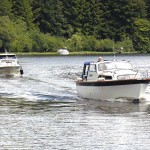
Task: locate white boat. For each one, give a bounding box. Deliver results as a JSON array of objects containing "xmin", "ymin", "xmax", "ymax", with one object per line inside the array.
[
  {"xmin": 0, "ymin": 52, "xmax": 23, "ymax": 77},
  {"xmin": 57, "ymin": 48, "xmax": 69, "ymax": 55},
  {"xmin": 76, "ymin": 57, "xmax": 150, "ymax": 101}
]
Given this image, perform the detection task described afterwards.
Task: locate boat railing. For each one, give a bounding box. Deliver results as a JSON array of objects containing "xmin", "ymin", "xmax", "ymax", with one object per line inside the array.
[{"xmin": 136, "ymin": 67, "xmax": 150, "ymax": 78}]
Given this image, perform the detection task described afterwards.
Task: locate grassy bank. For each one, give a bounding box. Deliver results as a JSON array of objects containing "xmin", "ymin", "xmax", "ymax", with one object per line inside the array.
[{"xmin": 16, "ymin": 51, "xmax": 139, "ymax": 56}]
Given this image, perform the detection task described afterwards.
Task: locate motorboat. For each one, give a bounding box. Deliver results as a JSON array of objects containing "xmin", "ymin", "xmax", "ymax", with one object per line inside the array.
[
  {"xmin": 76, "ymin": 57, "xmax": 150, "ymax": 101},
  {"xmin": 57, "ymin": 48, "xmax": 69, "ymax": 55},
  {"xmin": 0, "ymin": 52, "xmax": 23, "ymax": 77}
]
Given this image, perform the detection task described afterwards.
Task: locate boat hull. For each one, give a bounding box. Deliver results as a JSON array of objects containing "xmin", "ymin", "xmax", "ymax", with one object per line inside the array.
[
  {"xmin": 76, "ymin": 79, "xmax": 150, "ymax": 100},
  {"xmin": 0, "ymin": 66, "xmax": 21, "ymax": 77}
]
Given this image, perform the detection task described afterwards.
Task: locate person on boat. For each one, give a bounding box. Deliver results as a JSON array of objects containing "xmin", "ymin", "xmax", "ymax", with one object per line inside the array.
[{"xmin": 97, "ymin": 57, "xmax": 103, "ymax": 62}]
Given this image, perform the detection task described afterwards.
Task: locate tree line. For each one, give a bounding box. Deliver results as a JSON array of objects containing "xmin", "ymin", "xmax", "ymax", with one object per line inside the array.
[{"xmin": 0, "ymin": 0, "xmax": 150, "ymax": 53}]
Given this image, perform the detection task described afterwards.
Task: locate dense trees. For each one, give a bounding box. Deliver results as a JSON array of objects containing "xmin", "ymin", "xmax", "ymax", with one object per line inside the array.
[
  {"xmin": 12, "ymin": 0, "xmax": 35, "ymax": 30},
  {"xmin": 34, "ymin": 0, "xmax": 66, "ymax": 36},
  {"xmin": 0, "ymin": 0, "xmax": 150, "ymax": 53}
]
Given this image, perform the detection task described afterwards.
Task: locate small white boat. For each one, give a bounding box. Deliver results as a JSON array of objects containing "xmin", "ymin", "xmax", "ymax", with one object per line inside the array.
[
  {"xmin": 57, "ymin": 48, "xmax": 69, "ymax": 55},
  {"xmin": 0, "ymin": 52, "xmax": 23, "ymax": 77},
  {"xmin": 76, "ymin": 57, "xmax": 150, "ymax": 101}
]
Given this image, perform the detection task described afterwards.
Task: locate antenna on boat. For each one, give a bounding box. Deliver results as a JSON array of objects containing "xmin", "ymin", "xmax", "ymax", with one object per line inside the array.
[
  {"xmin": 5, "ymin": 48, "xmax": 8, "ymax": 53},
  {"xmin": 113, "ymin": 52, "xmax": 116, "ymax": 61},
  {"xmin": 112, "ymin": 39, "xmax": 116, "ymax": 61}
]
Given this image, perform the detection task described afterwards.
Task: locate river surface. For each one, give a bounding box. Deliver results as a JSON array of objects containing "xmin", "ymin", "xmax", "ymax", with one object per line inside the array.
[{"xmin": 0, "ymin": 54, "xmax": 150, "ymax": 150}]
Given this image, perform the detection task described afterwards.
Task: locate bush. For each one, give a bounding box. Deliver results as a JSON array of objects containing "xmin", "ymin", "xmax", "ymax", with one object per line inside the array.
[
  {"xmin": 30, "ymin": 31, "xmax": 64, "ymax": 52},
  {"xmin": 115, "ymin": 37, "xmax": 134, "ymax": 53},
  {"xmin": 0, "ymin": 16, "xmax": 32, "ymax": 52},
  {"xmin": 98, "ymin": 38, "xmax": 114, "ymax": 52},
  {"xmin": 65, "ymin": 33, "xmax": 84, "ymax": 51}
]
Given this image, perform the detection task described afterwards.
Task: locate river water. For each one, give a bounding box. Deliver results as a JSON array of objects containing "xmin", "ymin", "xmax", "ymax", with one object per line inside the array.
[{"xmin": 0, "ymin": 54, "xmax": 150, "ymax": 150}]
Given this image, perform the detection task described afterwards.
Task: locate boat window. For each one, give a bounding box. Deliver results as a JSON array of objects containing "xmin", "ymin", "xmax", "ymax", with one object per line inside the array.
[
  {"xmin": 99, "ymin": 75, "xmax": 112, "ymax": 79},
  {"xmin": 89, "ymin": 64, "xmax": 96, "ymax": 72},
  {"xmin": 115, "ymin": 62, "xmax": 132, "ymax": 69},
  {"xmin": 105, "ymin": 62, "xmax": 116, "ymax": 69},
  {"xmin": 0, "ymin": 55, "xmax": 16, "ymax": 59},
  {"xmin": 98, "ymin": 63, "xmax": 107, "ymax": 71},
  {"xmin": 0, "ymin": 55, "xmax": 7, "ymax": 59},
  {"xmin": 8, "ymin": 55, "xmax": 16, "ymax": 59},
  {"xmin": 98, "ymin": 62, "xmax": 133, "ymax": 70}
]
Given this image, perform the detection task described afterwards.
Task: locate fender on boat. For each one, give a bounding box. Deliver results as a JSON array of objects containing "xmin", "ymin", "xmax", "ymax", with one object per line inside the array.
[{"xmin": 20, "ymin": 68, "xmax": 23, "ymax": 75}]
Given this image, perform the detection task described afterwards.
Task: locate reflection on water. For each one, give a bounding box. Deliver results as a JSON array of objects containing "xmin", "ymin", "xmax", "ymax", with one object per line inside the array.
[{"xmin": 0, "ymin": 55, "xmax": 150, "ymax": 149}]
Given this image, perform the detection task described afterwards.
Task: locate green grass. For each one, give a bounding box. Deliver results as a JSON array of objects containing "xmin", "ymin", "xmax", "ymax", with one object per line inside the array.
[{"xmin": 15, "ymin": 51, "xmax": 139, "ymax": 56}]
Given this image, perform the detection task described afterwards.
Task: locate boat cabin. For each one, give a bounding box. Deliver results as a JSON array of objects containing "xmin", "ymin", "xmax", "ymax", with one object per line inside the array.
[
  {"xmin": 0, "ymin": 53, "xmax": 18, "ymax": 66},
  {"xmin": 81, "ymin": 60, "xmax": 138, "ymax": 81}
]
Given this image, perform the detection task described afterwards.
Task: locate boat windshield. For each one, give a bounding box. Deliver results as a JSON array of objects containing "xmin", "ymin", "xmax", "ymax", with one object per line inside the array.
[
  {"xmin": 0, "ymin": 55, "xmax": 16, "ymax": 59},
  {"xmin": 98, "ymin": 61, "xmax": 133, "ymax": 71},
  {"xmin": 114, "ymin": 62, "xmax": 133, "ymax": 69}
]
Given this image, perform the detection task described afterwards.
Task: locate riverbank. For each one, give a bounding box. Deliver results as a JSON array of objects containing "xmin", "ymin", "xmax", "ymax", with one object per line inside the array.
[{"xmin": 16, "ymin": 51, "xmax": 140, "ymax": 56}]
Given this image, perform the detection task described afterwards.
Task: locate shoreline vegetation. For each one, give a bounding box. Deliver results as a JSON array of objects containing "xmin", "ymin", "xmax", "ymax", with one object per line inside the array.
[
  {"xmin": 14, "ymin": 51, "xmax": 142, "ymax": 56},
  {"xmin": 1, "ymin": 1, "xmax": 150, "ymax": 54}
]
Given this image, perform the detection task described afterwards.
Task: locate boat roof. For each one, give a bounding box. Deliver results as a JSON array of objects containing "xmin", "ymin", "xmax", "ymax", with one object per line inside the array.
[
  {"xmin": 84, "ymin": 60, "xmax": 112, "ymax": 65},
  {"xmin": 84, "ymin": 60, "xmax": 130, "ymax": 65},
  {"xmin": 84, "ymin": 61, "xmax": 93, "ymax": 65}
]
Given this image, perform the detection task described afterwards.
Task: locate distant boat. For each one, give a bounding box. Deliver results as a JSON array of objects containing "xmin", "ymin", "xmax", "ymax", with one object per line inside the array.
[
  {"xmin": 57, "ymin": 48, "xmax": 69, "ymax": 55},
  {"xmin": 0, "ymin": 52, "xmax": 23, "ymax": 77}
]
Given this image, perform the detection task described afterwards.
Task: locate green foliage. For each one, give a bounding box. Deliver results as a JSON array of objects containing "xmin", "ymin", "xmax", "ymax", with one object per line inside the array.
[
  {"xmin": 81, "ymin": 36, "xmax": 113, "ymax": 52},
  {"xmin": 0, "ymin": 16, "xmax": 64, "ymax": 52},
  {"xmin": 115, "ymin": 37, "xmax": 134, "ymax": 52},
  {"xmin": 132, "ymin": 18, "xmax": 150, "ymax": 52},
  {"xmin": 0, "ymin": 40, "xmax": 2, "ymax": 47},
  {"xmin": 98, "ymin": 0, "xmax": 147, "ymax": 41},
  {"xmin": 35, "ymin": 0, "xmax": 66, "ymax": 36},
  {"xmin": 66, "ymin": 34, "xmax": 114, "ymax": 52},
  {"xmin": 0, "ymin": 16, "xmax": 32, "ymax": 52},
  {"xmin": 82, "ymin": 36, "xmax": 98, "ymax": 51},
  {"xmin": 0, "ymin": 0, "xmax": 13, "ymax": 17},
  {"xmin": 12, "ymin": 0, "xmax": 35, "ymax": 30},
  {"xmin": 134, "ymin": 18, "xmax": 150, "ymax": 32},
  {"xmin": 0, "ymin": 16, "xmax": 18, "ymax": 51},
  {"xmin": 62, "ymin": 0, "xmax": 102, "ymax": 37},
  {"xmin": 30, "ymin": 30, "xmax": 64, "ymax": 52},
  {"xmin": 66, "ymin": 33, "xmax": 84, "ymax": 51},
  {"xmin": 98, "ymin": 39, "xmax": 114, "ymax": 52},
  {"xmin": 146, "ymin": 0, "xmax": 150, "ymax": 18},
  {"xmin": 0, "ymin": 0, "xmax": 150, "ymax": 53}
]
